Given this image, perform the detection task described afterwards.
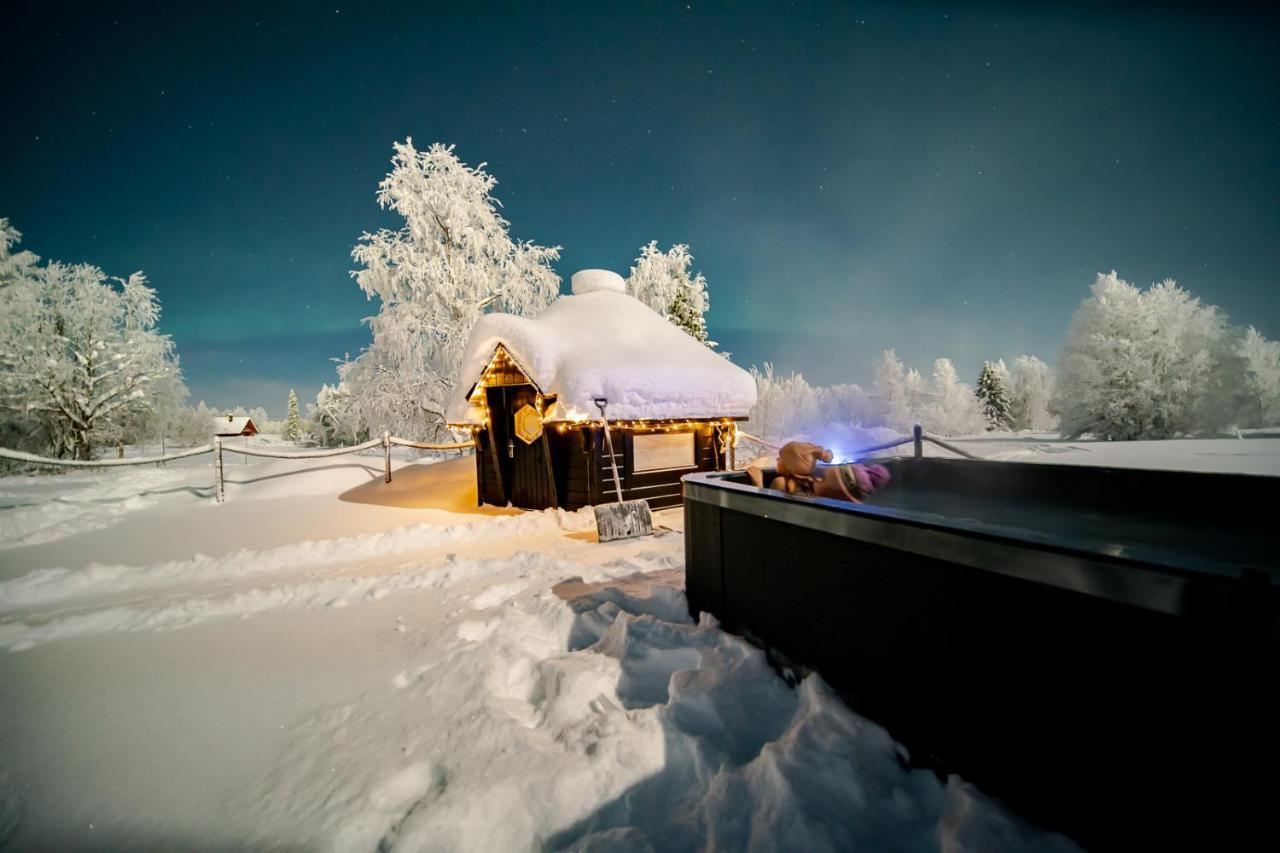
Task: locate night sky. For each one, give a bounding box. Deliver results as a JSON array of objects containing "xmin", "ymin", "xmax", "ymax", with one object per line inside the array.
[{"xmin": 3, "ymin": 1, "xmax": 1277, "ymax": 415}]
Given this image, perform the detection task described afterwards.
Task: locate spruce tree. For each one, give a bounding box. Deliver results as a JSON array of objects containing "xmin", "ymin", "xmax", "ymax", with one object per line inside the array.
[
  {"xmin": 975, "ymin": 362, "xmax": 1012, "ymax": 430},
  {"xmin": 667, "ymin": 281, "xmax": 708, "ymax": 343},
  {"xmin": 285, "ymin": 389, "xmax": 302, "ymax": 442}
]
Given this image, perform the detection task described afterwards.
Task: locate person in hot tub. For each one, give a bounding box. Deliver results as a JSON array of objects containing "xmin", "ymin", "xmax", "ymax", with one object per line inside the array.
[{"xmin": 746, "ymin": 441, "xmax": 891, "ymax": 502}]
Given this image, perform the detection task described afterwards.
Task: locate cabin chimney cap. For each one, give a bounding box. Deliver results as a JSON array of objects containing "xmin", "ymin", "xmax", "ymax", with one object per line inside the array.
[{"xmin": 570, "ymin": 269, "xmax": 625, "ymax": 295}]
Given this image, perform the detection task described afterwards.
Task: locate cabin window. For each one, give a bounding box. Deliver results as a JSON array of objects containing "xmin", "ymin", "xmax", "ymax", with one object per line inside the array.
[{"xmin": 632, "ymin": 431, "xmax": 696, "ymax": 472}]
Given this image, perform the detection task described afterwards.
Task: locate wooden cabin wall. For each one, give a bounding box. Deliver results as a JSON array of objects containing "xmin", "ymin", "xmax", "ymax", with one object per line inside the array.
[
  {"xmin": 589, "ymin": 423, "xmax": 722, "ymax": 511},
  {"xmin": 547, "ymin": 426, "xmax": 596, "ymax": 511},
  {"xmin": 474, "ymin": 429, "xmax": 507, "ymax": 507},
  {"xmin": 485, "ymin": 421, "xmax": 733, "ymax": 511}
]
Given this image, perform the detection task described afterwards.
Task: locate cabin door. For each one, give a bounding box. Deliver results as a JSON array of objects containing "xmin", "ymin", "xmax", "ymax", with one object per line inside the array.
[{"xmin": 486, "ymin": 385, "xmax": 557, "ymax": 509}]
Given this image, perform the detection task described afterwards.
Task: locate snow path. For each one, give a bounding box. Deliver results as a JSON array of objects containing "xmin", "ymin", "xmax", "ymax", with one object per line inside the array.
[
  {"xmin": 0, "ymin": 454, "xmax": 1092, "ymax": 850},
  {"xmin": 0, "ymin": 467, "xmax": 186, "ymax": 551}
]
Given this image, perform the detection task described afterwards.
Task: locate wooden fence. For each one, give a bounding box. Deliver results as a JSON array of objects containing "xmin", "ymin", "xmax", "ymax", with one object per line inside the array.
[
  {"xmin": 0, "ymin": 432, "xmax": 474, "ymax": 504},
  {"xmin": 735, "ymin": 424, "xmax": 976, "ymax": 464}
]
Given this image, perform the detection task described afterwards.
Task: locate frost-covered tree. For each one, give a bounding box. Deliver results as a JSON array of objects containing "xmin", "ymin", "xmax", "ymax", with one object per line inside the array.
[
  {"xmin": 1237, "ymin": 326, "xmax": 1280, "ymax": 427},
  {"xmin": 0, "ymin": 219, "xmax": 39, "ymax": 289},
  {"xmin": 923, "ymin": 358, "xmax": 986, "ymax": 436},
  {"xmin": 309, "ymin": 381, "xmax": 365, "ymax": 447},
  {"xmin": 748, "ymin": 363, "xmax": 820, "ymax": 441},
  {"xmin": 1053, "ymin": 272, "xmax": 1229, "ymax": 440},
  {"xmin": 285, "ymin": 389, "xmax": 302, "ymax": 442},
  {"xmin": 626, "ymin": 241, "xmax": 713, "ymax": 346},
  {"xmin": 975, "ymin": 360, "xmax": 1013, "ymax": 430},
  {"xmin": 872, "ymin": 349, "xmax": 917, "ymax": 431},
  {"xmin": 817, "ymin": 382, "xmax": 873, "ymax": 428},
  {"xmin": 0, "ymin": 225, "xmax": 180, "ymax": 459},
  {"xmin": 345, "ymin": 140, "xmax": 561, "ymax": 440},
  {"xmin": 1007, "ymin": 355, "xmax": 1057, "ymax": 431}
]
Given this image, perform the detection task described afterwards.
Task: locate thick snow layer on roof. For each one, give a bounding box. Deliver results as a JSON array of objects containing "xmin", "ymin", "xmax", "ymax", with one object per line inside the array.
[
  {"xmin": 447, "ymin": 287, "xmax": 756, "ymax": 423},
  {"xmin": 212, "ymin": 416, "xmax": 257, "ymax": 436}
]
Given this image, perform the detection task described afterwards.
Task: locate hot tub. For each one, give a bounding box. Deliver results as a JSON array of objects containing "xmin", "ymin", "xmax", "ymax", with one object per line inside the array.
[{"xmin": 682, "ymin": 457, "xmax": 1277, "ymax": 850}]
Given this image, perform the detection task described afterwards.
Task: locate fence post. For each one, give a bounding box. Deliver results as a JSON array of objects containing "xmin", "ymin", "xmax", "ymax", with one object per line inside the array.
[
  {"xmin": 214, "ymin": 438, "xmax": 224, "ymax": 504},
  {"xmin": 383, "ymin": 431, "xmax": 392, "ymax": 483},
  {"xmin": 913, "ymin": 424, "xmax": 923, "ymax": 459}
]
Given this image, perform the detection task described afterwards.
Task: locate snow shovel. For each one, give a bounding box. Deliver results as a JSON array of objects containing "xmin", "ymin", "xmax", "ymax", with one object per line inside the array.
[{"xmin": 593, "ymin": 397, "xmax": 653, "ymax": 542}]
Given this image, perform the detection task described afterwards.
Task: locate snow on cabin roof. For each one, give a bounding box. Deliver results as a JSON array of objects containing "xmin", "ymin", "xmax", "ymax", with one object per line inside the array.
[
  {"xmin": 212, "ymin": 416, "xmax": 258, "ymax": 436},
  {"xmin": 446, "ymin": 272, "xmax": 757, "ymax": 424}
]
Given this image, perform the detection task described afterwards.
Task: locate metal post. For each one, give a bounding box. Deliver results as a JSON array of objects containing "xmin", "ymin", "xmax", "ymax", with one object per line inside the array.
[
  {"xmin": 383, "ymin": 431, "xmax": 392, "ymax": 483},
  {"xmin": 913, "ymin": 424, "xmax": 923, "ymax": 459},
  {"xmin": 214, "ymin": 438, "xmax": 224, "ymax": 504}
]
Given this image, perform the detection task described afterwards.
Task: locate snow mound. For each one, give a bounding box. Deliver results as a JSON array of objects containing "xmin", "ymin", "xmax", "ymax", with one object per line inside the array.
[
  {"xmin": 570, "ymin": 269, "xmax": 625, "ymax": 295},
  {"xmin": 446, "ymin": 282, "xmax": 757, "ymax": 423},
  {"xmin": 227, "ymin": 559, "xmax": 1076, "ymax": 852}
]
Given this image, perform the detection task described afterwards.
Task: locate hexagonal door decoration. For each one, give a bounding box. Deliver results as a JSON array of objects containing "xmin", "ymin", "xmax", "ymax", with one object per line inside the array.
[{"xmin": 513, "ymin": 403, "xmax": 543, "ymax": 445}]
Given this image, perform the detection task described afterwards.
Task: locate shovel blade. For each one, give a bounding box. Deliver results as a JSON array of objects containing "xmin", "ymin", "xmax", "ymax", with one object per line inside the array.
[{"xmin": 594, "ymin": 500, "xmax": 653, "ymax": 542}]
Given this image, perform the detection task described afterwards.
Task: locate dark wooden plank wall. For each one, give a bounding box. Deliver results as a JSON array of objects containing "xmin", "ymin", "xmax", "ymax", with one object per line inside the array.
[
  {"xmin": 474, "ymin": 429, "xmax": 506, "ymax": 507},
  {"xmin": 548, "ymin": 427, "xmax": 596, "ymax": 511},
  {"xmin": 486, "ymin": 421, "xmax": 734, "ymax": 511},
  {"xmin": 595, "ymin": 424, "xmax": 722, "ymax": 511}
]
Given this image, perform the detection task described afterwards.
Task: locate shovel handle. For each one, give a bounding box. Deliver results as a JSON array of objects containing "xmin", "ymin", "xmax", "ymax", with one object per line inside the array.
[{"xmin": 596, "ymin": 400, "xmax": 626, "ymax": 504}]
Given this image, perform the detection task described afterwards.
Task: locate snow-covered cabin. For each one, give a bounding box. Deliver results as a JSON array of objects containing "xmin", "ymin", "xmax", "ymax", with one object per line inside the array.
[
  {"xmin": 212, "ymin": 415, "xmax": 259, "ymax": 437},
  {"xmin": 446, "ymin": 269, "xmax": 757, "ymax": 511}
]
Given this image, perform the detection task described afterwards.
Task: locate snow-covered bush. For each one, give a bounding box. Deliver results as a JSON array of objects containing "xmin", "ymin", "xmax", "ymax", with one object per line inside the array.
[
  {"xmin": 1053, "ymin": 273, "xmax": 1230, "ymax": 440},
  {"xmin": 0, "ymin": 222, "xmax": 182, "ymax": 459},
  {"xmin": 626, "ymin": 241, "xmax": 713, "ymax": 346},
  {"xmin": 344, "ymin": 140, "xmax": 561, "ymax": 440},
  {"xmin": 1007, "ymin": 355, "xmax": 1057, "ymax": 431}
]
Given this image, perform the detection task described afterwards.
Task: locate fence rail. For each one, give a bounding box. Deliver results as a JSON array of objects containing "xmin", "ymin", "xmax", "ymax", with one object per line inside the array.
[
  {"xmin": 0, "ymin": 444, "xmax": 217, "ymax": 468},
  {"xmin": 2, "ymin": 424, "xmax": 976, "ymax": 503},
  {"xmin": 736, "ymin": 423, "xmax": 976, "ymax": 466},
  {"xmin": 1, "ymin": 432, "xmax": 474, "ymax": 503}
]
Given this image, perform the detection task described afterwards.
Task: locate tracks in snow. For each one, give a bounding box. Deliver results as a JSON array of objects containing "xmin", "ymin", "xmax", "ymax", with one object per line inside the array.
[{"xmin": 0, "ymin": 507, "xmax": 680, "ymax": 653}]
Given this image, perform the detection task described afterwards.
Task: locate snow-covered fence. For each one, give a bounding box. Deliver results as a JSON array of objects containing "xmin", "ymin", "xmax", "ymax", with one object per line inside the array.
[
  {"xmin": 735, "ymin": 424, "xmax": 976, "ymax": 465},
  {"xmin": 0, "ymin": 433, "xmax": 475, "ymax": 504},
  {"xmin": 0, "ymin": 445, "xmax": 216, "ymax": 467}
]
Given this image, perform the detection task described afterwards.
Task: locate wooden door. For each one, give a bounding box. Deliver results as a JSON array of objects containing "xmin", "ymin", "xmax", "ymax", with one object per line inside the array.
[{"xmin": 487, "ymin": 384, "xmax": 558, "ymax": 509}]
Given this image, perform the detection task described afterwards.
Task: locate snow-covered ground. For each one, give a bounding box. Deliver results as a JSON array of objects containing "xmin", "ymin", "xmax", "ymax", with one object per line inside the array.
[
  {"xmin": 928, "ymin": 429, "xmax": 1280, "ymax": 475},
  {"xmin": 4, "ymin": 434, "xmax": 1275, "ymax": 850}
]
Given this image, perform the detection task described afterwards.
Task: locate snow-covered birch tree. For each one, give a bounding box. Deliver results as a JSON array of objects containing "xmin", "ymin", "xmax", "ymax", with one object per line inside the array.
[
  {"xmin": 308, "ymin": 381, "xmax": 365, "ymax": 446},
  {"xmin": 923, "ymin": 358, "xmax": 986, "ymax": 436},
  {"xmin": 625, "ymin": 241, "xmax": 713, "ymax": 345},
  {"xmin": 1053, "ymin": 272, "xmax": 1228, "ymax": 439},
  {"xmin": 345, "ymin": 140, "xmax": 561, "ymax": 440},
  {"xmin": 1, "ymin": 218, "xmax": 39, "ymax": 289},
  {"xmin": 1007, "ymin": 355, "xmax": 1057, "ymax": 431},
  {"xmin": 748, "ymin": 363, "xmax": 820, "ymax": 441},
  {"xmin": 872, "ymin": 349, "xmax": 923, "ymax": 431},
  {"xmin": 0, "ymin": 256, "xmax": 179, "ymax": 459},
  {"xmin": 1237, "ymin": 326, "xmax": 1280, "ymax": 427}
]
